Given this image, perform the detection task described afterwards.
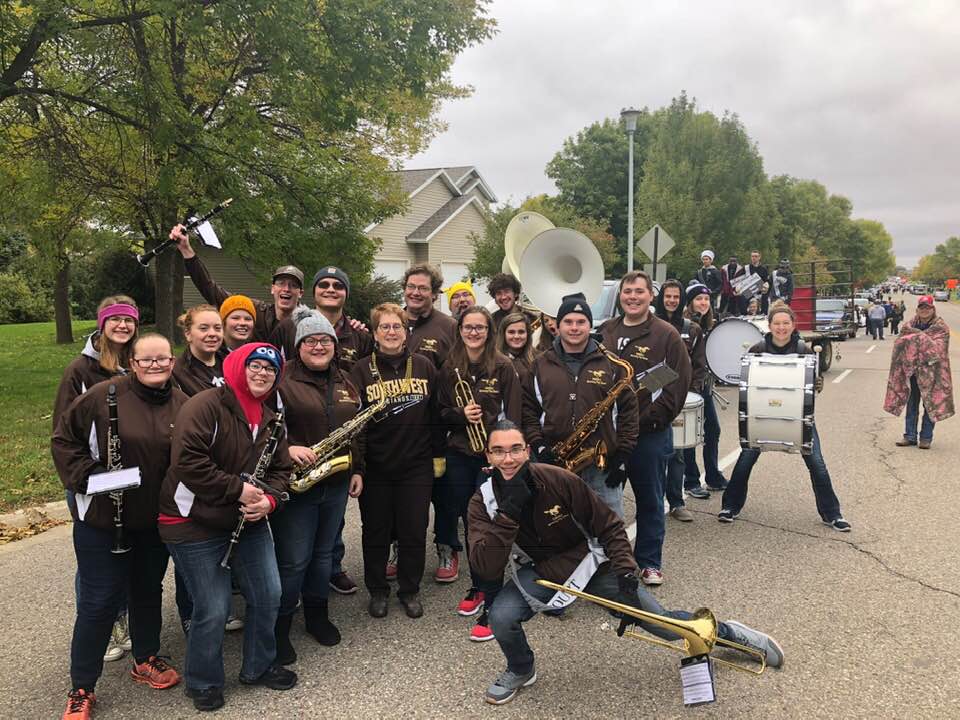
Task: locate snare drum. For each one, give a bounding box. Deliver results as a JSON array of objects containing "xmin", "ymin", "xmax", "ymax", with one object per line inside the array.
[
  {"xmin": 738, "ymin": 354, "xmax": 817, "ymax": 455},
  {"xmin": 672, "ymin": 392, "xmax": 704, "ymax": 449},
  {"xmin": 705, "ymin": 318, "xmax": 764, "ymax": 385}
]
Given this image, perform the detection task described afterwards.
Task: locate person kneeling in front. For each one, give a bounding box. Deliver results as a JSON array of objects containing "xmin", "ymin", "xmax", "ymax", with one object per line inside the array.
[{"xmin": 467, "ymin": 420, "xmax": 784, "ymax": 705}]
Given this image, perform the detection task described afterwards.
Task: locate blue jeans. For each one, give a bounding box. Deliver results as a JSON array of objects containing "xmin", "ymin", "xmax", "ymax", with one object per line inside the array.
[
  {"xmin": 331, "ymin": 519, "xmax": 346, "ymax": 576},
  {"xmin": 580, "ymin": 464, "xmax": 624, "ymax": 519},
  {"xmin": 167, "ymin": 522, "xmax": 281, "ymax": 691},
  {"xmin": 488, "ymin": 565, "xmax": 735, "ymax": 674},
  {"xmin": 272, "ymin": 477, "xmax": 350, "ymax": 615},
  {"xmin": 70, "ymin": 522, "xmax": 169, "ymax": 691},
  {"xmin": 434, "ymin": 451, "xmax": 485, "ymax": 552},
  {"xmin": 904, "ymin": 376, "xmax": 935, "ymax": 442},
  {"xmin": 684, "ymin": 390, "xmax": 723, "ymax": 488},
  {"xmin": 666, "ymin": 450, "xmax": 685, "ymax": 510},
  {"xmin": 627, "ymin": 428, "xmax": 672, "ymax": 570},
  {"xmin": 721, "ymin": 425, "xmax": 842, "ymax": 521}
]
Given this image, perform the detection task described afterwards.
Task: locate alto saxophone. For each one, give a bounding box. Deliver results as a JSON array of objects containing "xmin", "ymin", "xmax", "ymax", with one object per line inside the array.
[
  {"xmin": 289, "ymin": 375, "xmax": 388, "ymax": 493},
  {"xmin": 551, "ymin": 344, "xmax": 636, "ymax": 474}
]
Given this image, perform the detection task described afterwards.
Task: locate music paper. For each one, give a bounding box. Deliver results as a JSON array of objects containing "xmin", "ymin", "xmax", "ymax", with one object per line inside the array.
[{"xmin": 86, "ymin": 467, "xmax": 142, "ymax": 496}]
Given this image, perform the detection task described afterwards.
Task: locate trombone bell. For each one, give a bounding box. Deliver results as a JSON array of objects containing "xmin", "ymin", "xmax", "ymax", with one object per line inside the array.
[{"xmin": 535, "ymin": 580, "xmax": 768, "ymax": 675}]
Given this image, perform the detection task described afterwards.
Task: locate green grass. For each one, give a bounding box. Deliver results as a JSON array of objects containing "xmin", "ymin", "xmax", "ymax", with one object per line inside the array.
[{"xmin": 0, "ymin": 321, "xmax": 99, "ymax": 511}]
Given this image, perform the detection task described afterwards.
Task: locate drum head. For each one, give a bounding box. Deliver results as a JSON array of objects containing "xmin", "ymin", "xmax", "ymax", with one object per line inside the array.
[{"xmin": 706, "ymin": 318, "xmax": 764, "ymax": 385}]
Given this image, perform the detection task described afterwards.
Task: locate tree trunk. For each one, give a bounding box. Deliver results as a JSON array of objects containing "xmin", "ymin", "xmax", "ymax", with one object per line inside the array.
[
  {"xmin": 151, "ymin": 209, "xmax": 186, "ymax": 340},
  {"xmin": 53, "ymin": 254, "xmax": 73, "ymax": 344}
]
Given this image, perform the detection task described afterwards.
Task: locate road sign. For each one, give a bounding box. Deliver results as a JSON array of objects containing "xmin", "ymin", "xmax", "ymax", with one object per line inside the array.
[
  {"xmin": 643, "ymin": 263, "xmax": 668, "ymax": 283},
  {"xmin": 636, "ymin": 224, "xmax": 675, "ymax": 263}
]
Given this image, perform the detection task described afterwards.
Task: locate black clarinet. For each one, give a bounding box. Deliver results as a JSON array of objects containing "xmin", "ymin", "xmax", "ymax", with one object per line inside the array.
[
  {"xmin": 220, "ymin": 411, "xmax": 288, "ymax": 569},
  {"xmin": 106, "ymin": 384, "xmax": 131, "ymax": 554},
  {"xmin": 136, "ymin": 198, "xmax": 233, "ymax": 266}
]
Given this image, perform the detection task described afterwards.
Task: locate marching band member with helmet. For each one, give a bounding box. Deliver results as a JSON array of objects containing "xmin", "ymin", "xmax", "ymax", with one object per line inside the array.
[
  {"xmin": 172, "ymin": 305, "xmax": 225, "ymax": 396},
  {"xmin": 682, "ymin": 283, "xmax": 727, "ymax": 498},
  {"xmin": 437, "ymin": 306, "xmax": 522, "ymax": 640},
  {"xmin": 350, "ymin": 303, "xmax": 445, "ymax": 619},
  {"xmin": 219, "ymin": 296, "xmax": 257, "ymax": 352},
  {"xmin": 159, "ymin": 343, "xmax": 296, "ymax": 712},
  {"xmin": 53, "ymin": 334, "xmax": 188, "ymax": 720},
  {"xmin": 523, "ymin": 293, "xmax": 639, "ymax": 519},
  {"xmin": 468, "ymin": 420, "xmax": 783, "ymax": 705},
  {"xmin": 719, "ymin": 303, "xmax": 851, "ymax": 531},
  {"xmin": 496, "ymin": 312, "xmax": 535, "ymax": 382},
  {"xmin": 272, "ymin": 309, "xmax": 365, "ymax": 662}
]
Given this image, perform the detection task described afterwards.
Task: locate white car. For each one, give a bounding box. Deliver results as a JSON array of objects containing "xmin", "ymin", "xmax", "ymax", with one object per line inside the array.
[{"xmin": 933, "ymin": 290, "xmax": 949, "ymax": 302}]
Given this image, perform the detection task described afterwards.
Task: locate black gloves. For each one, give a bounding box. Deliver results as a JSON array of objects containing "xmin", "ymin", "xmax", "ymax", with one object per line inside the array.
[
  {"xmin": 497, "ymin": 476, "xmax": 532, "ymax": 521},
  {"xmin": 536, "ymin": 445, "xmax": 563, "ymax": 467},
  {"xmin": 612, "ymin": 572, "xmax": 640, "ymax": 634},
  {"xmin": 604, "ymin": 451, "xmax": 630, "ymax": 488}
]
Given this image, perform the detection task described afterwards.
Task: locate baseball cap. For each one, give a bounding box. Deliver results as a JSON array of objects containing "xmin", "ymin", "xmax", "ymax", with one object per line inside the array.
[
  {"xmin": 273, "ymin": 265, "xmax": 305, "ymax": 288},
  {"xmin": 918, "ymin": 295, "xmax": 934, "ymax": 307}
]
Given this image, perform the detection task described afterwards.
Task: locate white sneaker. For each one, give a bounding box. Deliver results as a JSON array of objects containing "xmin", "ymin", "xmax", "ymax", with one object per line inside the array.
[
  {"xmin": 224, "ymin": 614, "xmax": 245, "ymax": 631},
  {"xmin": 112, "ymin": 614, "xmax": 132, "ymax": 651},
  {"xmin": 103, "ymin": 642, "xmax": 125, "ymax": 662}
]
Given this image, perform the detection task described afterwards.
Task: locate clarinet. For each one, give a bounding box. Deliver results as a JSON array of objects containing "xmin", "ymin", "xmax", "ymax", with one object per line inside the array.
[
  {"xmin": 136, "ymin": 198, "xmax": 233, "ymax": 266},
  {"xmin": 106, "ymin": 384, "xmax": 131, "ymax": 554},
  {"xmin": 220, "ymin": 411, "xmax": 289, "ymax": 569}
]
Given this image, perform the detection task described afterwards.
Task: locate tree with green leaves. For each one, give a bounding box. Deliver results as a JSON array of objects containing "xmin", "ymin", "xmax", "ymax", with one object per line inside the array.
[
  {"xmin": 914, "ymin": 237, "xmax": 960, "ymax": 286},
  {"xmin": 1, "ymin": 1, "xmax": 495, "ymax": 337}
]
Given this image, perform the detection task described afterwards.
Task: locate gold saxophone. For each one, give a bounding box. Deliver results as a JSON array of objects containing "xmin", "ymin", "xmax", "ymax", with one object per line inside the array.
[
  {"xmin": 552, "ymin": 344, "xmax": 635, "ymax": 474},
  {"xmin": 289, "ymin": 380, "xmax": 387, "ymax": 493}
]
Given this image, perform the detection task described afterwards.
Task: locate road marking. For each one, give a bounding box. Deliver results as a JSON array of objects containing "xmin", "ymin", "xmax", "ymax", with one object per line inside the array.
[
  {"xmin": 833, "ymin": 369, "xmax": 853, "ymax": 384},
  {"xmin": 866, "ymin": 344, "xmax": 876, "ymax": 353},
  {"xmin": 627, "ymin": 448, "xmax": 740, "ymax": 541}
]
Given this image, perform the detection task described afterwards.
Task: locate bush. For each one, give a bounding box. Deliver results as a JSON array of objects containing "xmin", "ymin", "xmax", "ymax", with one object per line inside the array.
[
  {"xmin": 72, "ymin": 246, "xmax": 156, "ymax": 322},
  {"xmin": 346, "ymin": 274, "xmax": 403, "ymax": 325},
  {"xmin": 0, "ymin": 272, "xmax": 53, "ymax": 324}
]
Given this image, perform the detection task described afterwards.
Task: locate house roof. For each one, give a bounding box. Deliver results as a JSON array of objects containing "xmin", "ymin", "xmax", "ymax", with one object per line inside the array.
[
  {"xmin": 398, "ymin": 166, "xmax": 497, "ymax": 203},
  {"xmin": 406, "ymin": 195, "xmax": 485, "ymax": 243}
]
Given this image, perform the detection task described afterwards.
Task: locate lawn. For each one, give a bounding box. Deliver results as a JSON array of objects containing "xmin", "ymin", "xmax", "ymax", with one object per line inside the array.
[{"xmin": 0, "ymin": 321, "xmax": 98, "ymax": 511}]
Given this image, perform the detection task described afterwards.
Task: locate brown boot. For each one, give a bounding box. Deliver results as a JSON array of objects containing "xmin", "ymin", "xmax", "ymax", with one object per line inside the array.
[
  {"xmin": 918, "ymin": 439, "xmax": 931, "ymax": 449},
  {"xmin": 895, "ymin": 437, "xmax": 916, "ymax": 447}
]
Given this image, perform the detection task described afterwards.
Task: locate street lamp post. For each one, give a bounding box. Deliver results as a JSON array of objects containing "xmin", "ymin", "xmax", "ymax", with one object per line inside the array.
[{"xmin": 621, "ymin": 107, "xmax": 642, "ymax": 272}]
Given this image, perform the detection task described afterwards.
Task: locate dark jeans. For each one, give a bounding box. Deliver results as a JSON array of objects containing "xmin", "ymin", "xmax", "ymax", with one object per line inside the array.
[
  {"xmin": 359, "ymin": 461, "xmax": 433, "ymax": 597},
  {"xmin": 721, "ymin": 425, "xmax": 842, "ymax": 521},
  {"xmin": 70, "ymin": 522, "xmax": 169, "ymax": 691},
  {"xmin": 167, "ymin": 522, "xmax": 281, "ymax": 691},
  {"xmin": 434, "ymin": 450, "xmax": 486, "ymax": 583},
  {"xmin": 627, "ymin": 428, "xmax": 672, "ymax": 571},
  {"xmin": 666, "ymin": 450, "xmax": 685, "ymax": 510},
  {"xmin": 488, "ymin": 565, "xmax": 736, "ymax": 674},
  {"xmin": 904, "ymin": 376, "xmax": 935, "ymax": 441},
  {"xmin": 331, "ymin": 518, "xmax": 346, "ymax": 576},
  {"xmin": 870, "ymin": 318, "xmax": 885, "ymax": 339},
  {"xmin": 272, "ymin": 477, "xmax": 350, "ymax": 615},
  {"xmin": 684, "ymin": 390, "xmax": 723, "ymax": 488}
]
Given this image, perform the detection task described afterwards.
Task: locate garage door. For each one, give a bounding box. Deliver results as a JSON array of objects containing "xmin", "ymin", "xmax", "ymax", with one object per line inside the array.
[{"xmin": 374, "ymin": 258, "xmax": 408, "ymax": 283}]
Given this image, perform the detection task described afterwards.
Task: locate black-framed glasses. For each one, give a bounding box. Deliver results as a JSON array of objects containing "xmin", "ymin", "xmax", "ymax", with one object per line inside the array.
[
  {"xmin": 462, "ymin": 324, "xmax": 488, "ymax": 335},
  {"xmin": 132, "ymin": 357, "xmax": 173, "ymax": 368},
  {"xmin": 302, "ymin": 336, "xmax": 335, "ymax": 348},
  {"xmin": 247, "ymin": 362, "xmax": 278, "ymax": 376},
  {"xmin": 488, "ymin": 445, "xmax": 527, "ymax": 461}
]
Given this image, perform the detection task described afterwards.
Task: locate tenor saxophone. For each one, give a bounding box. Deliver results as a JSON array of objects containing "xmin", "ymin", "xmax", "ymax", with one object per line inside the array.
[
  {"xmin": 551, "ymin": 344, "xmax": 635, "ymax": 474},
  {"xmin": 289, "ymin": 375, "xmax": 388, "ymax": 493}
]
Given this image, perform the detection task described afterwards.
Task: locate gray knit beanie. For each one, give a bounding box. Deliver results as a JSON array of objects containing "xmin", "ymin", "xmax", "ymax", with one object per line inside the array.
[{"xmin": 292, "ymin": 305, "xmax": 338, "ymax": 348}]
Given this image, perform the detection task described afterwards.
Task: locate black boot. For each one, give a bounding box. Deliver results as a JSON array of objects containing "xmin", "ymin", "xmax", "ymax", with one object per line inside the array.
[
  {"xmin": 274, "ymin": 613, "xmax": 297, "ymax": 665},
  {"xmin": 304, "ymin": 600, "xmax": 341, "ymax": 646}
]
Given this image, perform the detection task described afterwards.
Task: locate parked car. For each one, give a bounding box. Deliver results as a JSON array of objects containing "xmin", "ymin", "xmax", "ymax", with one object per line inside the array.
[
  {"xmin": 815, "ymin": 298, "xmax": 856, "ymax": 337},
  {"xmin": 933, "ymin": 289, "xmax": 949, "ymax": 302}
]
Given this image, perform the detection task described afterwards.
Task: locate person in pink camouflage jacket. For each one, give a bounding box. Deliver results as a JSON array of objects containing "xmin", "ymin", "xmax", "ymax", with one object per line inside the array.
[{"xmin": 884, "ymin": 295, "xmax": 954, "ymax": 449}]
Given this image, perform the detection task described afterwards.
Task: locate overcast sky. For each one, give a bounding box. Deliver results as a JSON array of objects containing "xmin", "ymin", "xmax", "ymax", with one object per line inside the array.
[{"xmin": 410, "ymin": 1, "xmax": 958, "ymax": 269}]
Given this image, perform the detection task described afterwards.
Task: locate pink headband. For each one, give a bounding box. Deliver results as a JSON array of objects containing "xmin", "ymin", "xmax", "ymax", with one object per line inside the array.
[{"xmin": 98, "ymin": 303, "xmax": 140, "ymax": 331}]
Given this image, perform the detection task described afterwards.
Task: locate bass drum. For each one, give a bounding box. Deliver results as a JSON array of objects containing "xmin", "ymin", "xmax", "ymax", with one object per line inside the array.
[
  {"xmin": 738, "ymin": 354, "xmax": 817, "ymax": 455},
  {"xmin": 705, "ymin": 318, "xmax": 764, "ymax": 385}
]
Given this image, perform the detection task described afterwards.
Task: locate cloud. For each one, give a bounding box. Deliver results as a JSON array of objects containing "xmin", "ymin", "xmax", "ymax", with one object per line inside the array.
[{"xmin": 411, "ymin": 0, "xmax": 959, "ymax": 266}]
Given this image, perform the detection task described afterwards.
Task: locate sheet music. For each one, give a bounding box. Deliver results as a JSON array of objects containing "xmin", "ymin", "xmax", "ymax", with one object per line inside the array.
[
  {"xmin": 87, "ymin": 467, "xmax": 142, "ymax": 496},
  {"xmin": 680, "ymin": 655, "xmax": 716, "ymax": 705},
  {"xmin": 196, "ymin": 221, "xmax": 222, "ymax": 249},
  {"xmin": 634, "ymin": 361, "xmax": 680, "ymax": 395}
]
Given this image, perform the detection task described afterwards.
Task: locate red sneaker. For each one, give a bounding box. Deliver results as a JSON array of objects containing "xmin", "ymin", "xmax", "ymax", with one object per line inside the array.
[
  {"xmin": 63, "ymin": 689, "xmax": 95, "ymax": 720},
  {"xmin": 131, "ymin": 656, "xmax": 181, "ymax": 689},
  {"xmin": 469, "ymin": 612, "xmax": 495, "ymax": 642},
  {"xmin": 641, "ymin": 568, "xmax": 664, "ymax": 586},
  {"xmin": 457, "ymin": 588, "xmax": 485, "ymax": 616},
  {"xmin": 434, "ymin": 544, "xmax": 459, "ymax": 583},
  {"xmin": 385, "ymin": 542, "xmax": 398, "ymax": 581}
]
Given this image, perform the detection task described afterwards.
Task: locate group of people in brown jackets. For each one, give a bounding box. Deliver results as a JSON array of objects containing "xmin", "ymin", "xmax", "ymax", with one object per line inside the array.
[{"xmin": 53, "ymin": 224, "xmax": 785, "ymax": 718}]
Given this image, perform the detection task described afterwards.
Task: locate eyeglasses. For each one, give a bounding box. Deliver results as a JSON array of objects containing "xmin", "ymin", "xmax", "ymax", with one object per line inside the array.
[
  {"xmin": 462, "ymin": 324, "xmax": 488, "ymax": 335},
  {"xmin": 405, "ymin": 283, "xmax": 432, "ymax": 294},
  {"xmin": 488, "ymin": 446, "xmax": 527, "ymax": 461},
  {"xmin": 132, "ymin": 357, "xmax": 173, "ymax": 368},
  {"xmin": 106, "ymin": 316, "xmax": 136, "ymax": 326},
  {"xmin": 302, "ymin": 336, "xmax": 335, "ymax": 348},
  {"xmin": 246, "ymin": 362, "xmax": 278, "ymax": 376},
  {"xmin": 316, "ymin": 280, "xmax": 345, "ymax": 291},
  {"xmin": 377, "ymin": 323, "xmax": 404, "ymax": 332}
]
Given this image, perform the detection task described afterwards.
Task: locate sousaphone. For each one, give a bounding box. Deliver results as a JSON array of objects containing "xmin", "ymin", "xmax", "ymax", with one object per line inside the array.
[
  {"xmin": 519, "ymin": 227, "xmax": 604, "ymax": 319},
  {"xmin": 503, "ymin": 211, "xmax": 555, "ymax": 277}
]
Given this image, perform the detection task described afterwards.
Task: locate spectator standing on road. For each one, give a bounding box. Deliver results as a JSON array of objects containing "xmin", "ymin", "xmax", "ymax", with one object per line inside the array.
[
  {"xmin": 885, "ymin": 295, "xmax": 954, "ymax": 450},
  {"xmin": 868, "ymin": 302, "xmax": 887, "ymax": 340},
  {"xmin": 889, "ymin": 301, "xmax": 904, "ymax": 335}
]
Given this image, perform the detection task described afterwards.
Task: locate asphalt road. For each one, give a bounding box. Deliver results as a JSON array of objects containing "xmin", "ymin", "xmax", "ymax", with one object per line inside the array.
[{"xmin": 3, "ymin": 293, "xmax": 958, "ymax": 719}]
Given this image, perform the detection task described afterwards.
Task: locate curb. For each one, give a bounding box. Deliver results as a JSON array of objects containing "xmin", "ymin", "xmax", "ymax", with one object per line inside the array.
[{"xmin": 0, "ymin": 500, "xmax": 71, "ymax": 528}]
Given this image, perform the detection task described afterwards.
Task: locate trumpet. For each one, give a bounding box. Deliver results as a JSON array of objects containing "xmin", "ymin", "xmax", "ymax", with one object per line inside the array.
[
  {"xmin": 453, "ymin": 367, "xmax": 487, "ymax": 454},
  {"xmin": 536, "ymin": 580, "xmax": 769, "ymax": 675}
]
